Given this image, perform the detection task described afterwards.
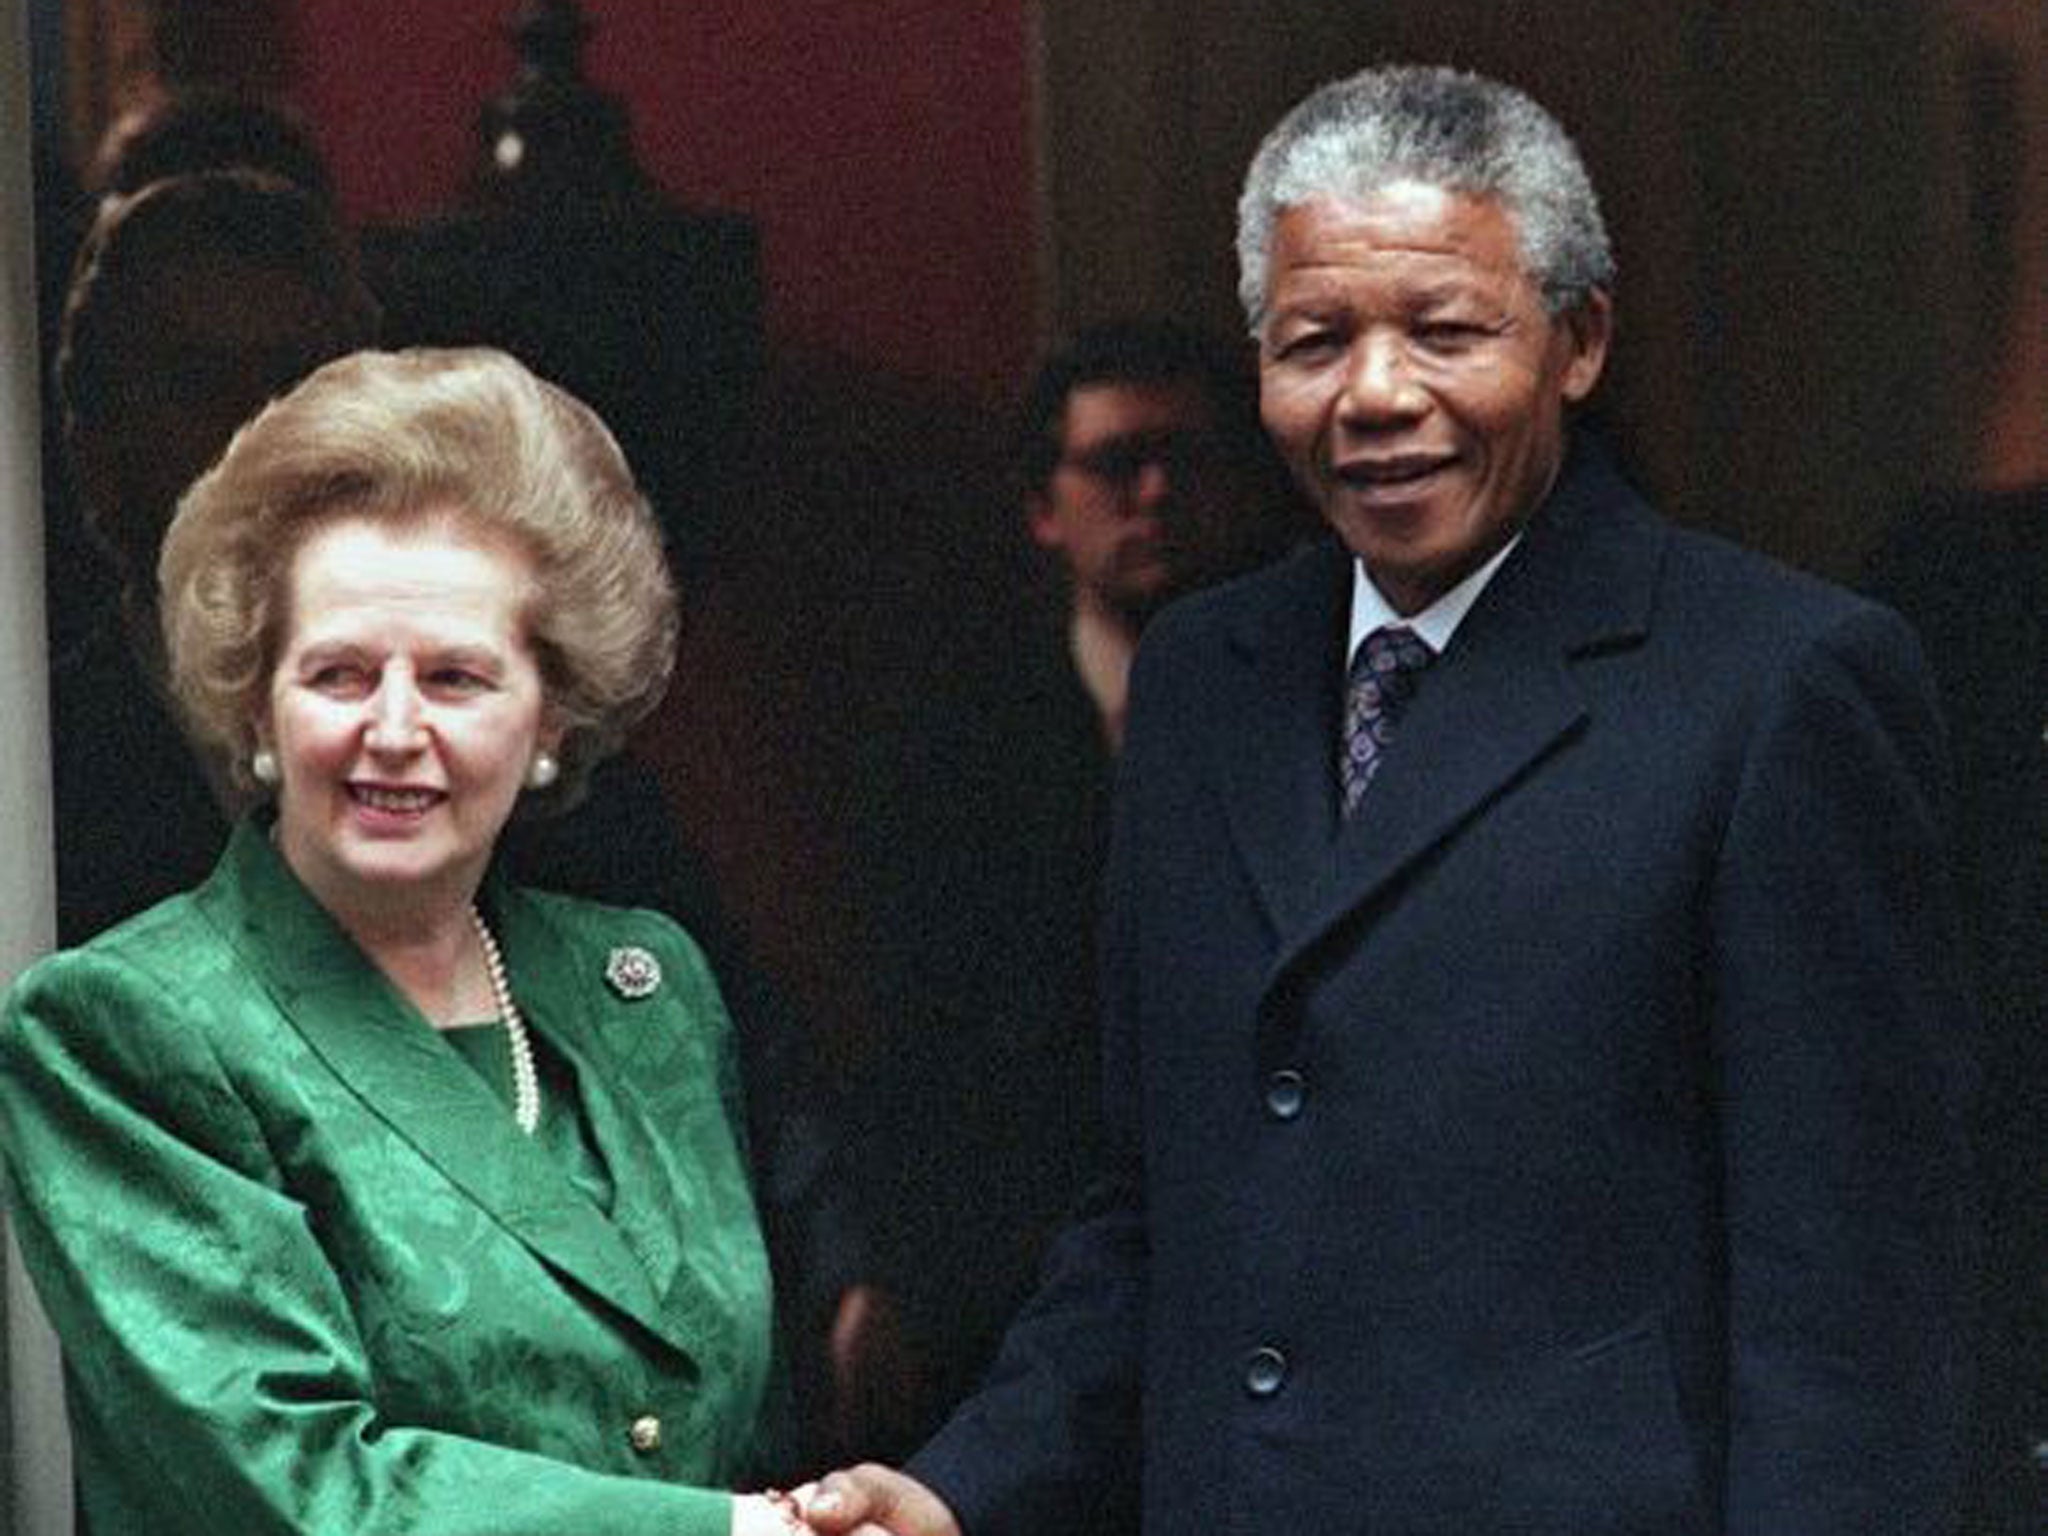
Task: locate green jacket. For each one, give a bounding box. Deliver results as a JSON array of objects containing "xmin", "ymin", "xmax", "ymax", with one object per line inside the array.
[{"xmin": 0, "ymin": 819, "xmax": 773, "ymax": 1535}]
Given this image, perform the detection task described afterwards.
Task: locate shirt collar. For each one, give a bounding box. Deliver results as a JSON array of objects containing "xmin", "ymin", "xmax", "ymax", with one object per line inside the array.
[{"xmin": 1347, "ymin": 532, "xmax": 1523, "ymax": 664}]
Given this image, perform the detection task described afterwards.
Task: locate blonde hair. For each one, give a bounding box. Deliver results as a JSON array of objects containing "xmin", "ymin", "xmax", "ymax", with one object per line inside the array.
[{"xmin": 160, "ymin": 347, "xmax": 679, "ymax": 809}]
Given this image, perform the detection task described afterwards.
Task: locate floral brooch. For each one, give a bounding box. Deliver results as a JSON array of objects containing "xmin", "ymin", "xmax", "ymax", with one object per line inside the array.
[{"xmin": 604, "ymin": 945, "xmax": 663, "ymax": 1000}]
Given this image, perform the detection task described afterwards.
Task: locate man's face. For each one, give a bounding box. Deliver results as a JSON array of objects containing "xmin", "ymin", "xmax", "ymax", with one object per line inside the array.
[
  {"xmin": 1028, "ymin": 380, "xmax": 1253, "ymax": 624},
  {"xmin": 1257, "ymin": 184, "xmax": 1609, "ymax": 614}
]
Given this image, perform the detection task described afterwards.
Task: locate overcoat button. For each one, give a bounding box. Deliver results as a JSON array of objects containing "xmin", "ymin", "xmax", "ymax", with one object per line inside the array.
[
  {"xmin": 1245, "ymin": 1346, "xmax": 1288, "ymax": 1397},
  {"xmin": 629, "ymin": 1414, "xmax": 663, "ymax": 1454},
  {"xmin": 1264, "ymin": 1070, "xmax": 1306, "ymax": 1120}
]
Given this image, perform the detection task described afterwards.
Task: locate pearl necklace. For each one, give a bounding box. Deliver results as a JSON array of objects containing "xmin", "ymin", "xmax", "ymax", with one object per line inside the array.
[{"xmin": 470, "ymin": 906, "xmax": 540, "ymax": 1135}]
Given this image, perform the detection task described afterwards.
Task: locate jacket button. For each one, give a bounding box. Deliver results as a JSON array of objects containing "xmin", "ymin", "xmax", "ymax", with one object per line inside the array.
[
  {"xmin": 1245, "ymin": 1346, "xmax": 1288, "ymax": 1397},
  {"xmin": 1264, "ymin": 1070, "xmax": 1305, "ymax": 1120},
  {"xmin": 628, "ymin": 1414, "xmax": 663, "ymax": 1454}
]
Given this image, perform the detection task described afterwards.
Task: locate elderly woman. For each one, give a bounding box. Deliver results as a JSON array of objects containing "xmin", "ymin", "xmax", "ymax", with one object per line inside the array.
[{"xmin": 0, "ymin": 349, "xmax": 806, "ymax": 1535}]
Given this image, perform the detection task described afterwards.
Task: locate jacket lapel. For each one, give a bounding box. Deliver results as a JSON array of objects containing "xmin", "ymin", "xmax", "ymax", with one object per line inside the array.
[
  {"xmin": 486, "ymin": 889, "xmax": 717, "ymax": 1350},
  {"xmin": 1220, "ymin": 539, "xmax": 1355, "ymax": 941},
  {"xmin": 1246, "ymin": 442, "xmax": 1668, "ymax": 985},
  {"xmin": 200, "ymin": 825, "xmax": 682, "ymax": 1347}
]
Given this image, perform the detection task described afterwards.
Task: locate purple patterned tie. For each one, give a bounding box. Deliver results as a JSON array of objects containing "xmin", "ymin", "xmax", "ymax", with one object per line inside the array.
[{"xmin": 1339, "ymin": 624, "xmax": 1434, "ymax": 818}]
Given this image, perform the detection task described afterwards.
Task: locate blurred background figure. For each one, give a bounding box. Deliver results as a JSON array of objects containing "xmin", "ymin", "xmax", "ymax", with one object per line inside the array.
[
  {"xmin": 53, "ymin": 167, "xmax": 380, "ymax": 942},
  {"xmin": 37, "ymin": 84, "xmax": 348, "ymax": 655},
  {"xmin": 827, "ymin": 321, "xmax": 1309, "ymax": 1488},
  {"xmin": 88, "ymin": 84, "xmax": 336, "ymax": 203},
  {"xmin": 1014, "ymin": 319, "xmax": 1312, "ymax": 747}
]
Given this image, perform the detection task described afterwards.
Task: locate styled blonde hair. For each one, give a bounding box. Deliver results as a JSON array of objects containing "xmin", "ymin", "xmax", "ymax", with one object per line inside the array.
[{"xmin": 160, "ymin": 346, "xmax": 678, "ymax": 810}]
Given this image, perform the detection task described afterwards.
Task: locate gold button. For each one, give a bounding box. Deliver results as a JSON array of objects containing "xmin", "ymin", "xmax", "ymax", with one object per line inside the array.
[{"xmin": 628, "ymin": 1414, "xmax": 662, "ymax": 1454}]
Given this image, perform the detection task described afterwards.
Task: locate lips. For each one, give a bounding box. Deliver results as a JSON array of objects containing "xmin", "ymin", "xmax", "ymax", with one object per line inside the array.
[{"xmin": 1333, "ymin": 453, "xmax": 1455, "ymax": 488}]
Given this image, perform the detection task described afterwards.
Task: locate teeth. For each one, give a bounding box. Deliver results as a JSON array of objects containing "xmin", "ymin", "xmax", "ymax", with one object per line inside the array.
[{"xmin": 354, "ymin": 786, "xmax": 438, "ymax": 813}]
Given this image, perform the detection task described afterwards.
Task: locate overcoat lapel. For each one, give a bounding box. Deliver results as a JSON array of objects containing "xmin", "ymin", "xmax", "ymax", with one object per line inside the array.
[
  {"xmin": 1221, "ymin": 538, "xmax": 1354, "ymax": 941},
  {"xmin": 197, "ymin": 824, "xmax": 685, "ymax": 1349},
  {"xmin": 1224, "ymin": 441, "xmax": 1667, "ymax": 988}
]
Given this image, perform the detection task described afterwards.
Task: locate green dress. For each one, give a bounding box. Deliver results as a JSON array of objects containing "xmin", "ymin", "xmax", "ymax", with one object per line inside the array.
[{"xmin": 0, "ymin": 819, "xmax": 773, "ymax": 1535}]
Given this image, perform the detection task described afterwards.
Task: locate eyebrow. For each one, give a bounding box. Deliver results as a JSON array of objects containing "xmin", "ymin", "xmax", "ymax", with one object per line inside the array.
[{"xmin": 426, "ymin": 646, "xmax": 507, "ymax": 674}]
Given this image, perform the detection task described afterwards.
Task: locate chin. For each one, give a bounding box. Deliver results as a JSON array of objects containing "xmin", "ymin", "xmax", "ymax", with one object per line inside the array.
[{"xmin": 334, "ymin": 844, "xmax": 461, "ymax": 890}]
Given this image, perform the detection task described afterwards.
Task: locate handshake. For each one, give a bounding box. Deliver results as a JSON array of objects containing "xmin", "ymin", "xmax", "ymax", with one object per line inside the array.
[{"xmin": 733, "ymin": 1466, "xmax": 960, "ymax": 1536}]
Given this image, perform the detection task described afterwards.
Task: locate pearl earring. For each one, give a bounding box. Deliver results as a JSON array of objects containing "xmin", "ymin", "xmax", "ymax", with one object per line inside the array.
[
  {"xmin": 525, "ymin": 751, "xmax": 560, "ymax": 790},
  {"xmin": 251, "ymin": 748, "xmax": 280, "ymax": 785}
]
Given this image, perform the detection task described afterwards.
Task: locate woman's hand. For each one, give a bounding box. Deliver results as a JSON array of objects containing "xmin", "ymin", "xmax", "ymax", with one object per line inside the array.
[{"xmin": 730, "ymin": 1491, "xmax": 811, "ymax": 1533}]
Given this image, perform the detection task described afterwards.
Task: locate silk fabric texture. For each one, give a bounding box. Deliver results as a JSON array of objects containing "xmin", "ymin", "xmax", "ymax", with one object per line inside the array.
[{"xmin": 0, "ymin": 818, "xmax": 774, "ymax": 1535}]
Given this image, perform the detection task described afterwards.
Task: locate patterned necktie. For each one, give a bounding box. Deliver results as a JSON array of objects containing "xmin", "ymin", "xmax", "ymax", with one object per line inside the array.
[{"xmin": 1339, "ymin": 624, "xmax": 1434, "ymax": 818}]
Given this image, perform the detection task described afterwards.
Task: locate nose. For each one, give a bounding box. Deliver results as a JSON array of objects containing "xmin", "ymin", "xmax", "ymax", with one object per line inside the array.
[
  {"xmin": 364, "ymin": 670, "xmax": 426, "ymax": 754},
  {"xmin": 1130, "ymin": 456, "xmax": 1175, "ymax": 511},
  {"xmin": 1336, "ymin": 331, "xmax": 1426, "ymax": 426}
]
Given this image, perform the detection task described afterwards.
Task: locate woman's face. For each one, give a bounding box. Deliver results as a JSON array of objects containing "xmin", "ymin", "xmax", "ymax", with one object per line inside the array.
[{"xmin": 263, "ymin": 512, "xmax": 557, "ymax": 926}]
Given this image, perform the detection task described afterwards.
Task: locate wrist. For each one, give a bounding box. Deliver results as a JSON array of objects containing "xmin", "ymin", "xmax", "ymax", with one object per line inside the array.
[{"xmin": 730, "ymin": 1491, "xmax": 806, "ymax": 1535}]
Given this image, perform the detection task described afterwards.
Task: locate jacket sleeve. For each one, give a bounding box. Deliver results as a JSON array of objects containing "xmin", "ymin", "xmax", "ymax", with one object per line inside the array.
[
  {"xmin": 1710, "ymin": 601, "xmax": 1975, "ymax": 1531},
  {"xmin": 0, "ymin": 950, "xmax": 734, "ymax": 1536}
]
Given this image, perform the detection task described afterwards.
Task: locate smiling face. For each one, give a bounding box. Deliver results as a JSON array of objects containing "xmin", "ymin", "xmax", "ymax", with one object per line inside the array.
[
  {"xmin": 263, "ymin": 513, "xmax": 557, "ymax": 928},
  {"xmin": 1257, "ymin": 184, "xmax": 1610, "ymax": 613}
]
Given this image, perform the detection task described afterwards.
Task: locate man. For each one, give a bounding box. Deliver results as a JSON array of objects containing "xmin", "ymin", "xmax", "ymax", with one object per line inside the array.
[
  {"xmin": 1015, "ymin": 319, "xmax": 1308, "ymax": 748},
  {"xmin": 806, "ymin": 66, "xmax": 1973, "ymax": 1533},
  {"xmin": 830, "ymin": 323, "xmax": 1305, "ymax": 1470}
]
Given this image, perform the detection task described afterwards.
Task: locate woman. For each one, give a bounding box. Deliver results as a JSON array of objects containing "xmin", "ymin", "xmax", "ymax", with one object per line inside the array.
[{"xmin": 0, "ymin": 348, "xmax": 807, "ymax": 1534}]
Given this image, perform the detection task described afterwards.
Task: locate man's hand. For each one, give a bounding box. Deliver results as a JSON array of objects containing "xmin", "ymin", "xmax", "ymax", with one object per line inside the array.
[{"xmin": 796, "ymin": 1464, "xmax": 962, "ymax": 1536}]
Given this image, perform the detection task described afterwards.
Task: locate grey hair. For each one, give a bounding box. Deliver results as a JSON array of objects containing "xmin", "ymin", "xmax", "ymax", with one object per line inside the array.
[{"xmin": 1236, "ymin": 65, "xmax": 1614, "ymax": 332}]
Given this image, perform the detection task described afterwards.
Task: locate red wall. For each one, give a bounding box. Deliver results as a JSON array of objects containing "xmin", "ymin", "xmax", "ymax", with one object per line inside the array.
[{"xmin": 288, "ymin": 0, "xmax": 1037, "ymax": 400}]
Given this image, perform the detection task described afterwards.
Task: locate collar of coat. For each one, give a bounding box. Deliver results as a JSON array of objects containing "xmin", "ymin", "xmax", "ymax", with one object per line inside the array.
[{"xmin": 1208, "ymin": 432, "xmax": 1669, "ymax": 977}]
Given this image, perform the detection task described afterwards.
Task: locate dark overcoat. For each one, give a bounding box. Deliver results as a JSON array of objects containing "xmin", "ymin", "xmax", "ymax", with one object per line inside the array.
[{"xmin": 913, "ymin": 440, "xmax": 1974, "ymax": 1534}]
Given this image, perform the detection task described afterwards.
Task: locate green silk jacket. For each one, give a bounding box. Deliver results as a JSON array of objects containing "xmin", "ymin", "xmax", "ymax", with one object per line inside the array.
[{"xmin": 0, "ymin": 819, "xmax": 774, "ymax": 1535}]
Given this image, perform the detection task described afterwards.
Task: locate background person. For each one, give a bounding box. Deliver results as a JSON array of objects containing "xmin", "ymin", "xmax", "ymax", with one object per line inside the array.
[
  {"xmin": 1, "ymin": 348, "xmax": 804, "ymax": 1535},
  {"xmin": 805, "ymin": 64, "xmax": 1973, "ymax": 1535},
  {"xmin": 828, "ymin": 322, "xmax": 1307, "ymax": 1481},
  {"xmin": 52, "ymin": 168, "xmax": 381, "ymax": 939}
]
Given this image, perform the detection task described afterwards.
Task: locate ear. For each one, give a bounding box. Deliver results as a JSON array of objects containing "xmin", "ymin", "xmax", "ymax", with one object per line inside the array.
[
  {"xmin": 537, "ymin": 710, "xmax": 567, "ymax": 758},
  {"xmin": 1557, "ymin": 289, "xmax": 1613, "ymax": 404}
]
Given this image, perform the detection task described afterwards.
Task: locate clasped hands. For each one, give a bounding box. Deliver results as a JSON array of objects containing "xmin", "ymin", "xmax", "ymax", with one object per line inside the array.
[{"xmin": 732, "ymin": 1464, "xmax": 959, "ymax": 1536}]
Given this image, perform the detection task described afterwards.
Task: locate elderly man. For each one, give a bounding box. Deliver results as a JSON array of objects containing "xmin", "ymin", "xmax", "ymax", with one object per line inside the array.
[{"xmin": 806, "ymin": 65, "xmax": 1972, "ymax": 1534}]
